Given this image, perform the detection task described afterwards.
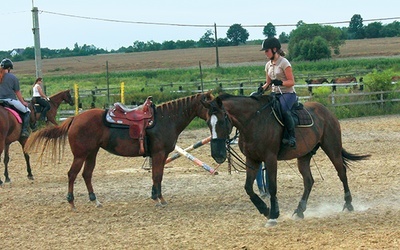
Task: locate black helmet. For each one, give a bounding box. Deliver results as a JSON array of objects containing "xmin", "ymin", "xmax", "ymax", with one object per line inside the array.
[
  {"xmin": 260, "ymin": 38, "xmax": 281, "ymax": 51},
  {"xmin": 1, "ymin": 58, "xmax": 13, "ymax": 69}
]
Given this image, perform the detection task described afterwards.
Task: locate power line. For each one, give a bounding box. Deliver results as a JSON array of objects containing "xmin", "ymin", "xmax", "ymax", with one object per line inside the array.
[{"xmin": 40, "ymin": 10, "xmax": 400, "ymax": 28}]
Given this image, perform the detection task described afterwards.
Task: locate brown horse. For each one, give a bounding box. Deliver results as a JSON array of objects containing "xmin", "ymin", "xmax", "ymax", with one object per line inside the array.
[
  {"xmin": 202, "ymin": 93, "xmax": 370, "ymax": 226},
  {"xmin": 30, "ymin": 89, "xmax": 74, "ymax": 127},
  {"xmin": 330, "ymin": 76, "xmax": 357, "ymax": 91},
  {"xmin": 305, "ymin": 78, "xmax": 329, "ymax": 84},
  {"xmin": 24, "ymin": 92, "xmax": 212, "ymax": 209},
  {"xmin": 305, "ymin": 78, "xmax": 329, "ymax": 94},
  {"xmin": 0, "ymin": 105, "xmax": 33, "ymax": 185}
]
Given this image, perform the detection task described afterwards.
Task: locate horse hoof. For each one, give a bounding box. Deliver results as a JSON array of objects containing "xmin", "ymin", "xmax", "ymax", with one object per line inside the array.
[
  {"xmin": 343, "ymin": 203, "xmax": 354, "ymax": 212},
  {"xmin": 28, "ymin": 176, "xmax": 34, "ymax": 180},
  {"xmin": 265, "ymin": 219, "xmax": 278, "ymax": 227}
]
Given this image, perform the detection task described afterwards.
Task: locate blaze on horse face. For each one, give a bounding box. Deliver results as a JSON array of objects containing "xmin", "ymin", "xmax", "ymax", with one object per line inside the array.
[{"xmin": 202, "ymin": 97, "xmax": 232, "ymax": 164}]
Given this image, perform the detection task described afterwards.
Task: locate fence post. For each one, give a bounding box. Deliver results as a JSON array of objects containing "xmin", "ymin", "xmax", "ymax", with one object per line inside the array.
[
  {"xmin": 74, "ymin": 83, "xmax": 79, "ymax": 115},
  {"xmin": 120, "ymin": 82, "xmax": 125, "ymax": 104}
]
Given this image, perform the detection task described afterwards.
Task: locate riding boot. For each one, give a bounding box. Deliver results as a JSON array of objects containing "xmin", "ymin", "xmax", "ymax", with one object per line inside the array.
[
  {"xmin": 282, "ymin": 111, "xmax": 296, "ymax": 148},
  {"xmin": 21, "ymin": 112, "xmax": 31, "ymax": 138}
]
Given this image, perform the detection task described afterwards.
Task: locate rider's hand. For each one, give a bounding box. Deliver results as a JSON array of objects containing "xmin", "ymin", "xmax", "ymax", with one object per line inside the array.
[{"xmin": 271, "ymin": 79, "xmax": 283, "ymax": 86}]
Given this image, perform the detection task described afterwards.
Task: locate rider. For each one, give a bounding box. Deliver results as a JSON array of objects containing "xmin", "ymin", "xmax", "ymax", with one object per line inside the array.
[
  {"xmin": 257, "ymin": 38, "xmax": 297, "ymax": 148},
  {"xmin": 0, "ymin": 58, "xmax": 31, "ymax": 138},
  {"xmin": 32, "ymin": 77, "xmax": 50, "ymax": 121}
]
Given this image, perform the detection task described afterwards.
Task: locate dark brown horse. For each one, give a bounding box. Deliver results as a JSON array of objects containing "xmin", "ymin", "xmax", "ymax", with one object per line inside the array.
[
  {"xmin": 0, "ymin": 105, "xmax": 33, "ymax": 185},
  {"xmin": 30, "ymin": 89, "xmax": 74, "ymax": 127},
  {"xmin": 24, "ymin": 92, "xmax": 212, "ymax": 209},
  {"xmin": 202, "ymin": 93, "xmax": 370, "ymax": 226}
]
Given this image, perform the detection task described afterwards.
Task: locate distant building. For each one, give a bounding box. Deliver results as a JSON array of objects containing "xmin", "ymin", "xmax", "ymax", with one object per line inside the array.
[{"xmin": 10, "ymin": 48, "xmax": 25, "ymax": 57}]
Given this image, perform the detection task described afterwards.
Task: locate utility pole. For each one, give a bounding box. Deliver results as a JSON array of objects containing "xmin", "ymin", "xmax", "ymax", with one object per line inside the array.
[
  {"xmin": 214, "ymin": 23, "xmax": 219, "ymax": 68},
  {"xmin": 32, "ymin": 5, "xmax": 43, "ymax": 78}
]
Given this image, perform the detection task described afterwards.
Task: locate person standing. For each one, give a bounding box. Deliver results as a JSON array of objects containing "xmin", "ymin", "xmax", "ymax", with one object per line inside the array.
[
  {"xmin": 258, "ymin": 38, "xmax": 297, "ymax": 148},
  {"xmin": 32, "ymin": 77, "xmax": 50, "ymax": 121},
  {"xmin": 0, "ymin": 58, "xmax": 31, "ymax": 138}
]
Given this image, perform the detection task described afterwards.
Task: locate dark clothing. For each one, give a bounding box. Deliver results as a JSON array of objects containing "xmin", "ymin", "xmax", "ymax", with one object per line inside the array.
[{"xmin": 33, "ymin": 97, "xmax": 50, "ymax": 120}]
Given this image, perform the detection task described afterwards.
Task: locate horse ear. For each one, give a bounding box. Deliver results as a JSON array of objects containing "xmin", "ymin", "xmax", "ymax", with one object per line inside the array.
[{"xmin": 200, "ymin": 98, "xmax": 211, "ymax": 109}]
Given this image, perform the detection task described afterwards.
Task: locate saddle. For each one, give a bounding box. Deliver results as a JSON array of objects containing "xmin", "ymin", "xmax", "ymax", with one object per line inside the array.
[
  {"xmin": 0, "ymin": 100, "xmax": 23, "ymax": 123},
  {"xmin": 271, "ymin": 95, "xmax": 314, "ymax": 127},
  {"xmin": 105, "ymin": 96, "xmax": 155, "ymax": 155}
]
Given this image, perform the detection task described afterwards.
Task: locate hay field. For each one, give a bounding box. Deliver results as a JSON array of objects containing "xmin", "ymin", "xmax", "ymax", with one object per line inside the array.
[{"xmin": 13, "ymin": 37, "xmax": 400, "ymax": 77}]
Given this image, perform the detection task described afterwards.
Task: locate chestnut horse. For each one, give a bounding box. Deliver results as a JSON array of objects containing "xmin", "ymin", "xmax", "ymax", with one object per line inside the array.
[
  {"xmin": 24, "ymin": 92, "xmax": 212, "ymax": 209},
  {"xmin": 202, "ymin": 93, "xmax": 370, "ymax": 226},
  {"xmin": 30, "ymin": 89, "xmax": 74, "ymax": 127},
  {"xmin": 0, "ymin": 105, "xmax": 33, "ymax": 185}
]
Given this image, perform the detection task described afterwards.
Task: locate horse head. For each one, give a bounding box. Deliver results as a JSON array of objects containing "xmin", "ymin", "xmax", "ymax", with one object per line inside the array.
[
  {"xmin": 201, "ymin": 96, "xmax": 232, "ymax": 164},
  {"xmin": 64, "ymin": 89, "xmax": 75, "ymax": 106}
]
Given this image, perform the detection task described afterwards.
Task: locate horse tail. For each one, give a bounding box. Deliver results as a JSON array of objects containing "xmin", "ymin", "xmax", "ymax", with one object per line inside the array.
[
  {"xmin": 342, "ymin": 148, "xmax": 371, "ymax": 169},
  {"xmin": 24, "ymin": 117, "xmax": 74, "ymax": 161}
]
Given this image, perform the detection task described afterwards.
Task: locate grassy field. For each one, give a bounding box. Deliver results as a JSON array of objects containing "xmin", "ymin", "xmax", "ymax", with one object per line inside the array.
[{"xmin": 13, "ymin": 37, "xmax": 400, "ymax": 77}]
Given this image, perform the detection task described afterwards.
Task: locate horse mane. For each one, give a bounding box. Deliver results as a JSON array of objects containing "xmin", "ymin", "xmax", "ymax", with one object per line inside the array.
[
  {"xmin": 49, "ymin": 89, "xmax": 69, "ymax": 98},
  {"xmin": 217, "ymin": 92, "xmax": 274, "ymax": 103},
  {"xmin": 156, "ymin": 91, "xmax": 212, "ymax": 116}
]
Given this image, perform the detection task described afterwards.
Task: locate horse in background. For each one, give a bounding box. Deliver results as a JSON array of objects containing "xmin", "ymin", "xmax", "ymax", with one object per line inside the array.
[
  {"xmin": 0, "ymin": 105, "xmax": 33, "ymax": 185},
  {"xmin": 305, "ymin": 78, "xmax": 329, "ymax": 95},
  {"xmin": 202, "ymin": 93, "xmax": 370, "ymax": 226},
  {"xmin": 330, "ymin": 76, "xmax": 357, "ymax": 92},
  {"xmin": 24, "ymin": 92, "xmax": 213, "ymax": 209},
  {"xmin": 30, "ymin": 89, "xmax": 74, "ymax": 128}
]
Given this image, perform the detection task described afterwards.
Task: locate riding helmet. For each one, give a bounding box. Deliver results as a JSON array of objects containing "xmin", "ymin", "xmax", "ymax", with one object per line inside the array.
[
  {"xmin": 260, "ymin": 37, "xmax": 281, "ymax": 51},
  {"xmin": 0, "ymin": 58, "xmax": 13, "ymax": 69}
]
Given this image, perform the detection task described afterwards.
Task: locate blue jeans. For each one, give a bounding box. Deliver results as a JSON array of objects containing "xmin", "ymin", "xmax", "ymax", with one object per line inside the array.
[{"xmin": 277, "ymin": 93, "xmax": 297, "ymax": 112}]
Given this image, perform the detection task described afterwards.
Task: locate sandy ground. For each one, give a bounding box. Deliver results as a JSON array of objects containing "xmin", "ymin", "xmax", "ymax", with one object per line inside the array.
[{"xmin": 0, "ymin": 114, "xmax": 399, "ymax": 249}]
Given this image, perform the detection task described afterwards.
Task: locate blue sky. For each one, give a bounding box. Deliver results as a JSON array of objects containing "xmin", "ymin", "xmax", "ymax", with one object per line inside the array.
[{"xmin": 3, "ymin": 0, "xmax": 400, "ymax": 51}]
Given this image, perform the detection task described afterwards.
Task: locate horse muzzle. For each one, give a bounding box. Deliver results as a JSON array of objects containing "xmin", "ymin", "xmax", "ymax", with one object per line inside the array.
[{"xmin": 211, "ymin": 139, "xmax": 227, "ymax": 164}]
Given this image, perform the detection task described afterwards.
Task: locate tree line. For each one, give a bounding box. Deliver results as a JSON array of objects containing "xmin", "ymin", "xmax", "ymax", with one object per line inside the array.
[{"xmin": 2, "ymin": 14, "xmax": 399, "ymax": 62}]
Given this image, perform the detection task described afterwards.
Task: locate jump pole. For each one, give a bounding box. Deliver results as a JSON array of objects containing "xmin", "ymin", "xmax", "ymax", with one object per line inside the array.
[
  {"xmin": 173, "ymin": 145, "xmax": 217, "ymax": 175},
  {"xmin": 165, "ymin": 136, "xmax": 211, "ymax": 164}
]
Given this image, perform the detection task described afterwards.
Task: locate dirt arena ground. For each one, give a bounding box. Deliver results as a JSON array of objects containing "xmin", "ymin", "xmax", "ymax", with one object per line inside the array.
[{"xmin": 1, "ymin": 114, "xmax": 399, "ymax": 249}]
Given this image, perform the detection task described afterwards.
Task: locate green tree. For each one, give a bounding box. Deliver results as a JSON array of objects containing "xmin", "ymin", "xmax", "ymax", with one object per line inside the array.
[
  {"xmin": 278, "ymin": 32, "xmax": 289, "ymax": 43},
  {"xmin": 380, "ymin": 21, "xmax": 400, "ymax": 37},
  {"xmin": 226, "ymin": 24, "xmax": 249, "ymax": 46},
  {"xmin": 348, "ymin": 14, "xmax": 365, "ymax": 39},
  {"xmin": 288, "ymin": 23, "xmax": 344, "ymax": 61},
  {"xmin": 365, "ymin": 22, "xmax": 383, "ymax": 38},
  {"xmin": 198, "ymin": 29, "xmax": 215, "ymax": 47},
  {"xmin": 263, "ymin": 22, "xmax": 276, "ymax": 38}
]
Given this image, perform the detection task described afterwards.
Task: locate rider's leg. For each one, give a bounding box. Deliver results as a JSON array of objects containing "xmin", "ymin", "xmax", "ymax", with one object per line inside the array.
[{"xmin": 282, "ymin": 111, "xmax": 296, "ymax": 148}]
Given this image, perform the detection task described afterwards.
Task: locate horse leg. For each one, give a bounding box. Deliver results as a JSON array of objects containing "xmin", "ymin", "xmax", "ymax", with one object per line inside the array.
[
  {"xmin": 150, "ymin": 153, "xmax": 168, "ymax": 206},
  {"xmin": 244, "ymin": 159, "xmax": 270, "ymax": 218},
  {"xmin": 82, "ymin": 150, "xmax": 102, "ymax": 208},
  {"xmin": 23, "ymin": 152, "xmax": 34, "ymax": 180},
  {"xmin": 293, "ymin": 154, "xmax": 314, "ymax": 219},
  {"xmin": 67, "ymin": 157, "xmax": 86, "ymax": 210},
  {"xmin": 20, "ymin": 138, "xmax": 34, "ymax": 180},
  {"xmin": 265, "ymin": 159, "xmax": 279, "ymax": 226},
  {"xmin": 4, "ymin": 144, "xmax": 11, "ymax": 183},
  {"xmin": 322, "ymin": 146, "xmax": 353, "ymax": 212}
]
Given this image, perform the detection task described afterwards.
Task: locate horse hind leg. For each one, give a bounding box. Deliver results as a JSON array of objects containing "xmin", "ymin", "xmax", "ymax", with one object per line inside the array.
[
  {"xmin": 293, "ymin": 154, "xmax": 314, "ymax": 219},
  {"xmin": 323, "ymin": 147, "xmax": 354, "ymax": 212},
  {"xmin": 67, "ymin": 157, "xmax": 86, "ymax": 210},
  {"xmin": 3, "ymin": 144, "xmax": 11, "ymax": 183},
  {"xmin": 82, "ymin": 150, "xmax": 102, "ymax": 208}
]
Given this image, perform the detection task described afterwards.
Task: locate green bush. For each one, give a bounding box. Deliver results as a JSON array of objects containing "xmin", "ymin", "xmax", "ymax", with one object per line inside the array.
[{"xmin": 364, "ymin": 69, "xmax": 395, "ymax": 92}]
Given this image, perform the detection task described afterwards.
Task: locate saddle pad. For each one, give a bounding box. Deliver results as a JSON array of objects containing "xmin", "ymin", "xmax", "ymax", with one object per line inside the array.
[
  {"xmin": 294, "ymin": 109, "xmax": 314, "ymax": 127},
  {"xmin": 5, "ymin": 107, "xmax": 22, "ymax": 124}
]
